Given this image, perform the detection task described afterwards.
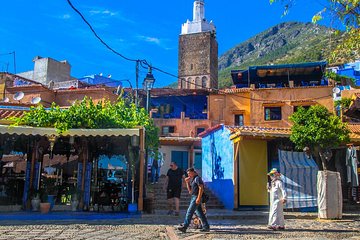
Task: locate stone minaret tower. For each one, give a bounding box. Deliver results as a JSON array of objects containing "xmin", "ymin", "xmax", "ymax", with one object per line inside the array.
[{"xmin": 178, "ymin": 0, "xmax": 218, "ymax": 90}]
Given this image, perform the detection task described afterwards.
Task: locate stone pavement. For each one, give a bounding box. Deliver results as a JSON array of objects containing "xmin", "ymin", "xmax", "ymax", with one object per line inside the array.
[{"xmin": 0, "ymin": 209, "xmax": 359, "ymax": 239}]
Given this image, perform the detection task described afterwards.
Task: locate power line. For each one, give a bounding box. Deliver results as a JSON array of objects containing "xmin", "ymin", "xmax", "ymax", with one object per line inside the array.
[
  {"xmin": 65, "ymin": 0, "xmax": 217, "ymax": 91},
  {"xmin": 66, "ymin": 0, "xmax": 139, "ymax": 63}
]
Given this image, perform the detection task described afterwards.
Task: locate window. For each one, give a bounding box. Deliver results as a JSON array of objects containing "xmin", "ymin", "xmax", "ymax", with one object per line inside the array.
[
  {"xmin": 194, "ymin": 152, "xmax": 202, "ymax": 171},
  {"xmin": 264, "ymin": 107, "xmax": 282, "ymax": 120},
  {"xmin": 202, "ymin": 76, "xmax": 207, "ymax": 88},
  {"xmin": 234, "ymin": 114, "xmax": 244, "ymax": 126},
  {"xmin": 196, "ymin": 127, "xmax": 206, "ymax": 135},
  {"xmin": 162, "ymin": 126, "xmax": 175, "ymax": 135},
  {"xmin": 195, "ymin": 77, "xmax": 201, "ymax": 89},
  {"xmin": 294, "ymin": 105, "xmax": 310, "ymax": 112}
]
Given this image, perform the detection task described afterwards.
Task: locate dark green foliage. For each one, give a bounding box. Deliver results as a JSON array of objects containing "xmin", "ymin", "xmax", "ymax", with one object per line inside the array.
[
  {"xmin": 325, "ymin": 71, "xmax": 355, "ymax": 84},
  {"xmin": 334, "ymin": 97, "xmax": 353, "ymax": 110},
  {"xmin": 218, "ymin": 22, "xmax": 343, "ymax": 88},
  {"xmin": 289, "ymin": 105, "xmax": 350, "ymax": 150},
  {"xmin": 9, "ymin": 96, "xmax": 159, "ymax": 151}
]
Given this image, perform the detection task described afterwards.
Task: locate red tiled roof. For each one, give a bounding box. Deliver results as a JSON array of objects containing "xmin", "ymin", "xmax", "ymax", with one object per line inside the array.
[
  {"xmin": 150, "ymin": 88, "xmax": 211, "ymax": 97},
  {"xmin": 0, "ymin": 109, "xmax": 26, "ymax": 119},
  {"xmin": 198, "ymin": 124, "xmax": 291, "ymax": 139},
  {"xmin": 198, "ymin": 124, "xmax": 223, "ymax": 138},
  {"xmin": 348, "ymin": 124, "xmax": 360, "ymax": 133},
  {"xmin": 228, "ymin": 126, "xmax": 291, "ymax": 139},
  {"xmin": 221, "ymin": 88, "xmax": 252, "ymax": 94}
]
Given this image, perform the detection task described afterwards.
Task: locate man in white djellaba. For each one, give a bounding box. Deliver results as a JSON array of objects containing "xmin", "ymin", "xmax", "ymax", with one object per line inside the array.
[{"xmin": 267, "ymin": 168, "xmax": 287, "ymax": 230}]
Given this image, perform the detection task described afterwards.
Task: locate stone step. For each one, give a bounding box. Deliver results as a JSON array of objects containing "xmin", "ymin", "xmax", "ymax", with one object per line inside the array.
[{"xmin": 147, "ymin": 177, "xmax": 225, "ymax": 210}]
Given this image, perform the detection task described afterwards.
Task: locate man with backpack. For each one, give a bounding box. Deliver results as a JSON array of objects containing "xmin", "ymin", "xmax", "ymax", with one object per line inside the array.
[{"xmin": 177, "ymin": 168, "xmax": 210, "ymax": 233}]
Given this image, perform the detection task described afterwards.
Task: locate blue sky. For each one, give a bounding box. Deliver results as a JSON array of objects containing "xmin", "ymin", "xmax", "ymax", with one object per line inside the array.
[{"xmin": 0, "ymin": 0, "xmax": 331, "ymax": 87}]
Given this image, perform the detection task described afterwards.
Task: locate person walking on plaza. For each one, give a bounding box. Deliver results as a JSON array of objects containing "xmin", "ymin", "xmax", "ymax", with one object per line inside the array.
[
  {"xmin": 267, "ymin": 168, "xmax": 287, "ymax": 230},
  {"xmin": 177, "ymin": 168, "xmax": 210, "ymax": 233},
  {"xmin": 164, "ymin": 162, "xmax": 184, "ymax": 216}
]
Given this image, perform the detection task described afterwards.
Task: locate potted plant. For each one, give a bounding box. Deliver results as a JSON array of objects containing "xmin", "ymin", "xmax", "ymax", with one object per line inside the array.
[
  {"xmin": 30, "ymin": 189, "xmax": 41, "ymax": 211},
  {"xmin": 70, "ymin": 188, "xmax": 81, "ymax": 212},
  {"xmin": 39, "ymin": 189, "xmax": 50, "ymax": 214},
  {"xmin": 43, "ymin": 176, "xmax": 58, "ymax": 210}
]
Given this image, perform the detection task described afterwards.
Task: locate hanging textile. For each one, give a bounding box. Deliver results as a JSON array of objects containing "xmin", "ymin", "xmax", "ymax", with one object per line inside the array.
[{"xmin": 278, "ymin": 150, "xmax": 318, "ymax": 209}]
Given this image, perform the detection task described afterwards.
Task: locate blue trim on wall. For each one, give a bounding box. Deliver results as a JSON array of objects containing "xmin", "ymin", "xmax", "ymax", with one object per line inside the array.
[{"xmin": 202, "ymin": 126, "xmax": 234, "ymax": 209}]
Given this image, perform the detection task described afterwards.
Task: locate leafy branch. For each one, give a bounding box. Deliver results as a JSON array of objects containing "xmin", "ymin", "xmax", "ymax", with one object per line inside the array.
[{"xmin": 9, "ymin": 96, "xmax": 159, "ymax": 151}]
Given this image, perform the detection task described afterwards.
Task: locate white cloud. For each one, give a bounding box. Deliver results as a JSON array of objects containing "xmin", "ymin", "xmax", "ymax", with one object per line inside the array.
[
  {"xmin": 89, "ymin": 9, "xmax": 118, "ymax": 17},
  {"xmin": 138, "ymin": 36, "xmax": 161, "ymax": 45},
  {"xmin": 136, "ymin": 35, "xmax": 174, "ymax": 50},
  {"xmin": 61, "ymin": 14, "xmax": 71, "ymax": 20}
]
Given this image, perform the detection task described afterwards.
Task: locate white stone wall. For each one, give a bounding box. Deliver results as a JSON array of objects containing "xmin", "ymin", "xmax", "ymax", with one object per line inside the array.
[{"xmin": 181, "ymin": 0, "xmax": 215, "ymax": 35}]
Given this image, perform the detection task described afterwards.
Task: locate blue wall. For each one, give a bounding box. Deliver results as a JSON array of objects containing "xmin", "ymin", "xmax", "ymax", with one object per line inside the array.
[
  {"xmin": 202, "ymin": 126, "xmax": 234, "ymax": 209},
  {"xmin": 151, "ymin": 95, "xmax": 207, "ymax": 119},
  {"xmin": 336, "ymin": 62, "xmax": 360, "ymax": 85}
]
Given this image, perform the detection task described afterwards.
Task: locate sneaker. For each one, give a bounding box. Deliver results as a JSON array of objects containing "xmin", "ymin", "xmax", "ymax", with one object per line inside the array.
[
  {"xmin": 200, "ymin": 228, "xmax": 210, "ymax": 232},
  {"xmin": 174, "ymin": 211, "xmax": 180, "ymax": 216},
  {"xmin": 167, "ymin": 210, "xmax": 174, "ymax": 215},
  {"xmin": 177, "ymin": 225, "xmax": 187, "ymax": 233}
]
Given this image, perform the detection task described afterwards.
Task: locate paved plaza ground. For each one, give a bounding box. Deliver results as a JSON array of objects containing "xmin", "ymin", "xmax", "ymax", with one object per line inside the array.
[{"xmin": 0, "ymin": 210, "xmax": 359, "ymax": 239}]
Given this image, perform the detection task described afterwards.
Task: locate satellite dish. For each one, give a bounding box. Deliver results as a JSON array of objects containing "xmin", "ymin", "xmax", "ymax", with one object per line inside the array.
[
  {"xmin": 31, "ymin": 96, "xmax": 41, "ymax": 104},
  {"xmin": 13, "ymin": 91, "xmax": 24, "ymax": 101},
  {"xmin": 332, "ymin": 87, "xmax": 341, "ymax": 94},
  {"xmin": 2, "ymin": 97, "xmax": 9, "ymax": 103}
]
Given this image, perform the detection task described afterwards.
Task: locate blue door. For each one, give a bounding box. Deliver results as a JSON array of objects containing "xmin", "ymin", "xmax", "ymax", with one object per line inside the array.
[
  {"xmin": 194, "ymin": 152, "xmax": 202, "ymax": 171},
  {"xmin": 171, "ymin": 151, "xmax": 188, "ymax": 171}
]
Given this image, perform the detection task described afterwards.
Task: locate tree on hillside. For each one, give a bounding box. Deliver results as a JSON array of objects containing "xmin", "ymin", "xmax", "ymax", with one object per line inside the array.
[
  {"xmin": 289, "ymin": 105, "xmax": 350, "ymax": 170},
  {"xmin": 270, "ymin": 0, "xmax": 360, "ymax": 64}
]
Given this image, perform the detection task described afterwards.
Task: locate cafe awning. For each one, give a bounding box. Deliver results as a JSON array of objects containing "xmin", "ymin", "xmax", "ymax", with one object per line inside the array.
[{"xmin": 0, "ymin": 124, "xmax": 141, "ymax": 137}]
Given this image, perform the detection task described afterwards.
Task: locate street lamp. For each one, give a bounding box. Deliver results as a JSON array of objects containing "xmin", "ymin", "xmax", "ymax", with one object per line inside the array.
[{"xmin": 143, "ymin": 66, "xmax": 155, "ymax": 112}]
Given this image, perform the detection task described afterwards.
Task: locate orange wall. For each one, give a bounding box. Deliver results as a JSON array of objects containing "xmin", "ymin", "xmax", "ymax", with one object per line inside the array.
[
  {"xmin": 209, "ymin": 86, "xmax": 334, "ymax": 128},
  {"xmin": 55, "ymin": 89, "xmax": 118, "ymax": 106},
  {"xmin": 208, "ymin": 91, "xmax": 251, "ymax": 126},
  {"xmin": 153, "ymin": 117, "xmax": 211, "ymax": 137},
  {"xmin": 341, "ymin": 89, "xmax": 360, "ymax": 99},
  {"xmin": 6, "ymin": 86, "xmax": 55, "ymax": 107}
]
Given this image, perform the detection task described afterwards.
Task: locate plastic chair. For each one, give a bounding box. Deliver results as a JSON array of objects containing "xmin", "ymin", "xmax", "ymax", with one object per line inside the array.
[{"xmin": 301, "ymin": 81, "xmax": 309, "ymax": 86}]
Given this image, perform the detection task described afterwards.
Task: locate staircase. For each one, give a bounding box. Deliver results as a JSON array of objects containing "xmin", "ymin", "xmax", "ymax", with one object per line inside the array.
[{"xmin": 148, "ymin": 176, "xmax": 224, "ymax": 210}]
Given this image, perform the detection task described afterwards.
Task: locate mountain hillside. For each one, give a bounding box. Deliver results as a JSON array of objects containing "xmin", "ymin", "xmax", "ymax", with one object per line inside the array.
[{"xmin": 218, "ymin": 22, "xmax": 341, "ymax": 88}]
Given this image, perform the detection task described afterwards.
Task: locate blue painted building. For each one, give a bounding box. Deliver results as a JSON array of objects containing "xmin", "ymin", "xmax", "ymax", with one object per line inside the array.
[
  {"xmin": 79, "ymin": 74, "xmax": 124, "ymax": 88},
  {"xmin": 200, "ymin": 125, "xmax": 293, "ymax": 210},
  {"xmin": 332, "ymin": 61, "xmax": 360, "ymax": 86},
  {"xmin": 201, "ymin": 125, "xmax": 234, "ymax": 209},
  {"xmin": 149, "ymin": 88, "xmax": 211, "ymax": 176},
  {"xmin": 231, "ymin": 61, "xmax": 328, "ymax": 88}
]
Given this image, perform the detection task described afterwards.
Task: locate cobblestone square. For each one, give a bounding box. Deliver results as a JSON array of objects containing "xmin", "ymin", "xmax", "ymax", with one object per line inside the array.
[{"xmin": 0, "ymin": 211, "xmax": 359, "ymax": 239}]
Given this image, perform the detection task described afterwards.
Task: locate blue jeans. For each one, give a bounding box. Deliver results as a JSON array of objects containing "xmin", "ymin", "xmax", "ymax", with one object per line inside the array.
[
  {"xmin": 151, "ymin": 166, "xmax": 160, "ymax": 183},
  {"xmin": 183, "ymin": 195, "xmax": 209, "ymax": 229}
]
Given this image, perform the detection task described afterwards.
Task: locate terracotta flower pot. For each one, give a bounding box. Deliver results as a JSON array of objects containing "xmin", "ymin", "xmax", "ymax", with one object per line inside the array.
[{"xmin": 40, "ymin": 202, "xmax": 51, "ymax": 214}]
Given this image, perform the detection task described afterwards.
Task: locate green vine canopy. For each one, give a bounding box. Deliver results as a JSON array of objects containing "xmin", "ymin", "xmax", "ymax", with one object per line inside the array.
[{"xmin": 9, "ymin": 96, "xmax": 159, "ymax": 151}]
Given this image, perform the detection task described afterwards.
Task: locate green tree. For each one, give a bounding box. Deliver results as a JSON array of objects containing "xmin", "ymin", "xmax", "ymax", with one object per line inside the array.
[
  {"xmin": 10, "ymin": 96, "xmax": 159, "ymax": 151},
  {"xmin": 270, "ymin": 0, "xmax": 360, "ymax": 63},
  {"xmin": 289, "ymin": 105, "xmax": 350, "ymax": 170}
]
